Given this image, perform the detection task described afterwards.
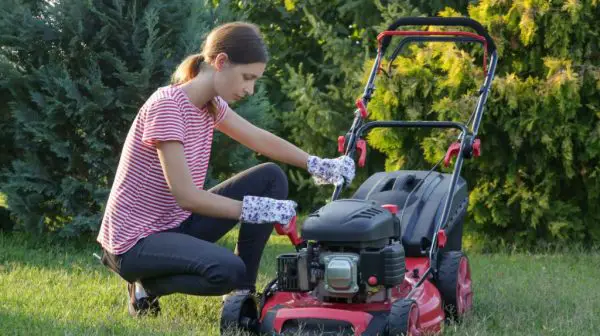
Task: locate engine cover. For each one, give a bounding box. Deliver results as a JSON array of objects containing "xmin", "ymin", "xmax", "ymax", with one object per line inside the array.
[
  {"xmin": 321, "ymin": 253, "xmax": 359, "ymax": 294},
  {"xmin": 301, "ymin": 199, "xmax": 399, "ymax": 249}
]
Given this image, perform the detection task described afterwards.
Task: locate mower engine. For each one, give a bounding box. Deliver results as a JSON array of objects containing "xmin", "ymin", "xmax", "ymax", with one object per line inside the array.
[{"xmin": 276, "ymin": 199, "xmax": 405, "ymax": 302}]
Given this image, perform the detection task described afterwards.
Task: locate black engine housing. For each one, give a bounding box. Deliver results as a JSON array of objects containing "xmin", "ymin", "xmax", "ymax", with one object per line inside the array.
[
  {"xmin": 276, "ymin": 170, "xmax": 468, "ymax": 295},
  {"xmin": 301, "ymin": 199, "xmax": 400, "ymax": 249},
  {"xmin": 276, "ymin": 242, "xmax": 405, "ymax": 292}
]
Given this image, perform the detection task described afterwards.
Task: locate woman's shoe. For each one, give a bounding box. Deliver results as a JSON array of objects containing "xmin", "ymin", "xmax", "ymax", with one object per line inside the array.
[{"xmin": 127, "ymin": 282, "xmax": 161, "ymax": 317}]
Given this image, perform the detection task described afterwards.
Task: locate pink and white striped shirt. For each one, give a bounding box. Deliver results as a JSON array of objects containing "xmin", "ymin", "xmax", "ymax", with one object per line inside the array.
[{"xmin": 97, "ymin": 85, "xmax": 229, "ymax": 255}]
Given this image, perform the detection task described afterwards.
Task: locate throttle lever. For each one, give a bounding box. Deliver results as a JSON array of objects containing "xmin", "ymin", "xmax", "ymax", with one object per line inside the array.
[{"xmin": 274, "ymin": 216, "xmax": 304, "ymax": 247}]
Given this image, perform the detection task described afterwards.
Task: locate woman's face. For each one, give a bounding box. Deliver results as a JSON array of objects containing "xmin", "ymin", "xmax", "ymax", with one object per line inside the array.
[{"xmin": 212, "ymin": 53, "xmax": 266, "ymax": 103}]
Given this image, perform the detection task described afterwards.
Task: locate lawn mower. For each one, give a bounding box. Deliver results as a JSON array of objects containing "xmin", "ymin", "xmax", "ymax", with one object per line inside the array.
[{"xmin": 221, "ymin": 16, "xmax": 497, "ymax": 336}]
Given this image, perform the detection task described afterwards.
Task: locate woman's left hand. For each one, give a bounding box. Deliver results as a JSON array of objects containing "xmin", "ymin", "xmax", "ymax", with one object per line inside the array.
[{"xmin": 307, "ymin": 155, "xmax": 355, "ymax": 186}]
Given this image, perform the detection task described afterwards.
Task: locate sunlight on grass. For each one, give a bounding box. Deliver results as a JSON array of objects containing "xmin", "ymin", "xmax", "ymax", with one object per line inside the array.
[{"xmin": 1, "ymin": 229, "xmax": 599, "ymax": 335}]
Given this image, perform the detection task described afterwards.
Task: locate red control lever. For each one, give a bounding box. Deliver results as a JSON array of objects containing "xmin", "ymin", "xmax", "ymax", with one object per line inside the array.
[
  {"xmin": 472, "ymin": 138, "xmax": 481, "ymax": 157},
  {"xmin": 274, "ymin": 216, "xmax": 304, "ymax": 247},
  {"xmin": 381, "ymin": 204, "xmax": 398, "ymax": 214},
  {"xmin": 443, "ymin": 139, "xmax": 481, "ymax": 167},
  {"xmin": 356, "ymin": 139, "xmax": 367, "ymax": 167},
  {"xmin": 356, "ymin": 98, "xmax": 368, "ymax": 118},
  {"xmin": 437, "ymin": 229, "xmax": 447, "ymax": 248},
  {"xmin": 338, "ymin": 136, "xmax": 345, "ymax": 154},
  {"xmin": 443, "ymin": 143, "xmax": 460, "ymax": 167}
]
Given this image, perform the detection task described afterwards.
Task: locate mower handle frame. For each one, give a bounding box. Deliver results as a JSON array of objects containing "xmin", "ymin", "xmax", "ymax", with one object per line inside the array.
[
  {"xmin": 335, "ymin": 14, "xmax": 499, "ymax": 170},
  {"xmin": 329, "ymin": 17, "xmax": 498, "ymax": 298},
  {"xmin": 380, "ymin": 16, "xmax": 497, "ymax": 54}
]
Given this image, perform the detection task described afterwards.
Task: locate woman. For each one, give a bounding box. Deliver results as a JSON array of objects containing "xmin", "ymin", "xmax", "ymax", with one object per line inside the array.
[{"xmin": 97, "ymin": 21, "xmax": 355, "ymax": 317}]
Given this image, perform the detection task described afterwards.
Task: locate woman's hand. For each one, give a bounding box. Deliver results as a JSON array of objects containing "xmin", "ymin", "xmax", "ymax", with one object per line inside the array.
[
  {"xmin": 307, "ymin": 155, "xmax": 355, "ymax": 186},
  {"xmin": 240, "ymin": 196, "xmax": 297, "ymax": 226}
]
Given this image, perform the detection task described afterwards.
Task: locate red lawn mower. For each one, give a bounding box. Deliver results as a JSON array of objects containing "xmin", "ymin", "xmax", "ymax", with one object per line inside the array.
[{"xmin": 221, "ymin": 16, "xmax": 497, "ymax": 336}]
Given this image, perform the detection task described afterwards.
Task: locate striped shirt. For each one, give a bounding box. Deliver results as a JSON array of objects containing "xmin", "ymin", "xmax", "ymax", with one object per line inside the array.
[{"xmin": 97, "ymin": 85, "xmax": 229, "ymax": 255}]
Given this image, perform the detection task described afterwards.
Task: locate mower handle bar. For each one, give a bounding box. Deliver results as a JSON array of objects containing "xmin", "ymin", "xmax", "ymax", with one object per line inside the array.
[
  {"xmin": 331, "ymin": 119, "xmax": 472, "ymax": 201},
  {"xmin": 380, "ymin": 17, "xmax": 496, "ymax": 55}
]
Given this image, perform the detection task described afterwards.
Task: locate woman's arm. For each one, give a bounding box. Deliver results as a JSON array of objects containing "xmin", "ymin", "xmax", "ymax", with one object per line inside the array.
[
  {"xmin": 155, "ymin": 140, "xmax": 296, "ymax": 225},
  {"xmin": 216, "ymin": 107, "xmax": 310, "ymax": 169},
  {"xmin": 216, "ymin": 107, "xmax": 355, "ymax": 186},
  {"xmin": 156, "ymin": 140, "xmax": 243, "ymax": 219}
]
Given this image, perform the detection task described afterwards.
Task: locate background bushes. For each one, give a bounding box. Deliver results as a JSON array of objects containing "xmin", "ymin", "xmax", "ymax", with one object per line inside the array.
[{"xmin": 1, "ymin": 0, "xmax": 598, "ymax": 248}]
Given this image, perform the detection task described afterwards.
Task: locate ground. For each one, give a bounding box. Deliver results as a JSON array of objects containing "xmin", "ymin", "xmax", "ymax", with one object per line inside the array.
[{"xmin": 1, "ymin": 227, "xmax": 599, "ymax": 335}]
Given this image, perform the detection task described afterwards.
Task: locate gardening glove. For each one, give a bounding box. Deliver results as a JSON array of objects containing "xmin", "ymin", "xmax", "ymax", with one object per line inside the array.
[
  {"xmin": 307, "ymin": 155, "xmax": 355, "ymax": 186},
  {"xmin": 240, "ymin": 195, "xmax": 297, "ymax": 226}
]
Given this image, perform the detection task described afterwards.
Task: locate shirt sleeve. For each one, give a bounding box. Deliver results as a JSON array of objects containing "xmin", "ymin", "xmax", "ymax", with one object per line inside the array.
[
  {"xmin": 141, "ymin": 96, "xmax": 186, "ymax": 147},
  {"xmin": 214, "ymin": 96, "xmax": 230, "ymax": 126}
]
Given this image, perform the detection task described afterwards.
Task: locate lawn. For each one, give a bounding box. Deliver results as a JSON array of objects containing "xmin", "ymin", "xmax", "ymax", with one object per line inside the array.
[{"xmin": 1, "ymin": 228, "xmax": 599, "ymax": 335}]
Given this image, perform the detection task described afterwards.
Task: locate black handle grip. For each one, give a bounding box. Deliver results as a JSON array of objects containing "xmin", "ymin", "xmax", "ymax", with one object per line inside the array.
[{"xmin": 381, "ymin": 16, "xmax": 496, "ymax": 54}]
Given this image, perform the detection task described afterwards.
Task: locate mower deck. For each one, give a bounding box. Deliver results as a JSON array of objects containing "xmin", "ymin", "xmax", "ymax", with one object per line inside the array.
[{"xmin": 259, "ymin": 257, "xmax": 444, "ymax": 335}]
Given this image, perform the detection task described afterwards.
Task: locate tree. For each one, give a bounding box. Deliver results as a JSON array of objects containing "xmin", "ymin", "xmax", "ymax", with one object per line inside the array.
[
  {"xmin": 0, "ymin": 0, "xmax": 274, "ymax": 235},
  {"xmin": 0, "ymin": 59, "xmax": 17, "ymax": 187},
  {"xmin": 366, "ymin": 2, "xmax": 600, "ymax": 246}
]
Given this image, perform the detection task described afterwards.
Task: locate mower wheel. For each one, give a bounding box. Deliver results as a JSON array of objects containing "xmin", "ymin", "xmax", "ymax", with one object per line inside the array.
[
  {"xmin": 436, "ymin": 251, "xmax": 473, "ymax": 320},
  {"xmin": 220, "ymin": 292, "xmax": 259, "ymax": 335},
  {"xmin": 386, "ymin": 299, "xmax": 421, "ymax": 336}
]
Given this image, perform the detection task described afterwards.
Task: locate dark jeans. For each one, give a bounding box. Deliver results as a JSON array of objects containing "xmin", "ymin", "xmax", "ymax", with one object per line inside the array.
[{"xmin": 101, "ymin": 163, "xmax": 288, "ymax": 297}]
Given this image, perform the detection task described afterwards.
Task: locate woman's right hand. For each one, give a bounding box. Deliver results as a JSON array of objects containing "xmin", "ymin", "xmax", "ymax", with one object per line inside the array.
[{"xmin": 240, "ymin": 195, "xmax": 297, "ymax": 226}]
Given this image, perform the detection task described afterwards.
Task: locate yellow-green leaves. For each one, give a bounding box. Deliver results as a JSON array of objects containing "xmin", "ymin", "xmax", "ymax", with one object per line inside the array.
[
  {"xmin": 284, "ymin": 0, "xmax": 296, "ymax": 11},
  {"xmin": 362, "ymin": 0, "xmax": 599, "ymax": 246}
]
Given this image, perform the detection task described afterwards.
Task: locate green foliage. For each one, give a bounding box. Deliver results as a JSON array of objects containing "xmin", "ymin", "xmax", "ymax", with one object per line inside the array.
[
  {"xmin": 0, "ymin": 58, "xmax": 17, "ymax": 188},
  {"xmin": 408, "ymin": 0, "xmax": 471, "ymax": 15},
  {"xmin": 0, "ymin": 0, "xmax": 273, "ymax": 235},
  {"xmin": 2, "ymin": 0, "xmax": 598, "ymax": 248},
  {"xmin": 366, "ymin": 2, "xmax": 600, "ymax": 246}
]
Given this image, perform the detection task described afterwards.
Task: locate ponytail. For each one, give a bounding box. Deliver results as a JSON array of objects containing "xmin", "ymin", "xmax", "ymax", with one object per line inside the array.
[
  {"xmin": 171, "ymin": 53, "xmax": 203, "ymax": 84},
  {"xmin": 171, "ymin": 53, "xmax": 218, "ymax": 117}
]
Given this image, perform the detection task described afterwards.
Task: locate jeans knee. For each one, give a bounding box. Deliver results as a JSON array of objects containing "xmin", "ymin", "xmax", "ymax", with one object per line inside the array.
[
  {"xmin": 260, "ymin": 162, "xmax": 288, "ymax": 199},
  {"xmin": 209, "ymin": 255, "xmax": 247, "ymax": 290}
]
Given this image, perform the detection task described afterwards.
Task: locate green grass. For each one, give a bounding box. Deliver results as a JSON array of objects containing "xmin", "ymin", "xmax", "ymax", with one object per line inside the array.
[{"xmin": 1, "ymin": 230, "xmax": 599, "ymax": 336}]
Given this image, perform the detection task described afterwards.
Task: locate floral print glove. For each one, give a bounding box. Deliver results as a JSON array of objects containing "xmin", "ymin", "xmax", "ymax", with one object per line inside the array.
[
  {"xmin": 240, "ymin": 196, "xmax": 297, "ymax": 226},
  {"xmin": 307, "ymin": 155, "xmax": 356, "ymax": 186}
]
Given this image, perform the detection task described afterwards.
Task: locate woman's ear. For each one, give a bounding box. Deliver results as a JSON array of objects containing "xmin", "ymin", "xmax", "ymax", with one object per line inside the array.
[{"xmin": 214, "ymin": 53, "xmax": 230, "ymax": 72}]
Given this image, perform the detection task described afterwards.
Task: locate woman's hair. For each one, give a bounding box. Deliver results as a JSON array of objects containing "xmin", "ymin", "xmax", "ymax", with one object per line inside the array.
[{"xmin": 171, "ymin": 22, "xmax": 268, "ymax": 117}]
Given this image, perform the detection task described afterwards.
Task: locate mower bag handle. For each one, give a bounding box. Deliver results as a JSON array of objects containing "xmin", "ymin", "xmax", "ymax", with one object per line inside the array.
[{"xmin": 380, "ymin": 17, "xmax": 496, "ymax": 55}]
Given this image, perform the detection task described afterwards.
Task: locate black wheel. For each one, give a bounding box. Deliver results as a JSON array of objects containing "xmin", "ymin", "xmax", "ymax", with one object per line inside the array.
[
  {"xmin": 435, "ymin": 251, "xmax": 473, "ymax": 321},
  {"xmin": 386, "ymin": 299, "xmax": 420, "ymax": 336},
  {"xmin": 220, "ymin": 293, "xmax": 259, "ymax": 335}
]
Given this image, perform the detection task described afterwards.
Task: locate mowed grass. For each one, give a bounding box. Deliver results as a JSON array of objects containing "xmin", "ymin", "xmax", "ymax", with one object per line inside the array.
[{"xmin": 1, "ymin": 228, "xmax": 599, "ymax": 336}]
